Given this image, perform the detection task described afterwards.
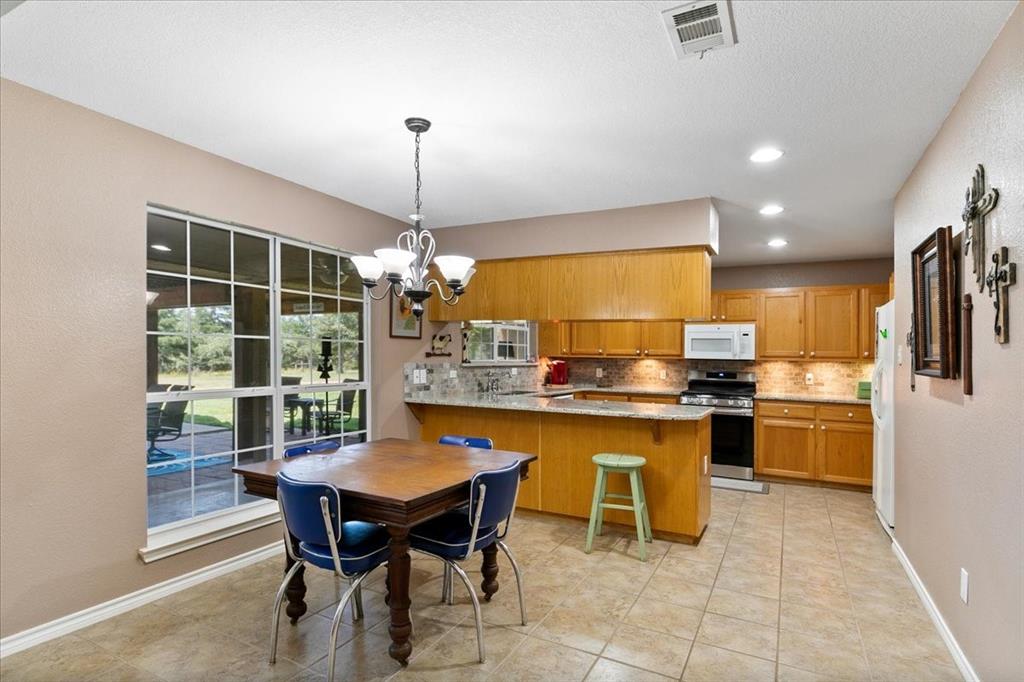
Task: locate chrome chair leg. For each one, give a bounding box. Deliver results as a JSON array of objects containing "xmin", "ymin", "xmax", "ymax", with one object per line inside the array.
[
  {"xmin": 448, "ymin": 561, "xmax": 485, "ymax": 663},
  {"xmin": 349, "ymin": 578, "xmax": 364, "ymax": 622},
  {"xmin": 446, "ymin": 563, "xmax": 455, "ymax": 605},
  {"xmin": 270, "ymin": 559, "xmax": 305, "ymax": 664},
  {"xmin": 440, "ymin": 562, "xmax": 451, "ymax": 604},
  {"xmin": 327, "ymin": 572, "xmax": 370, "ymax": 681},
  {"xmin": 497, "ymin": 541, "xmax": 527, "ymax": 626}
]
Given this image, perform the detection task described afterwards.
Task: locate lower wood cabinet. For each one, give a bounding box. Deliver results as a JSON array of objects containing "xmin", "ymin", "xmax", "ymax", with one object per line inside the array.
[
  {"xmin": 755, "ymin": 400, "xmax": 873, "ymax": 486},
  {"xmin": 574, "ymin": 392, "xmax": 679, "ymax": 405}
]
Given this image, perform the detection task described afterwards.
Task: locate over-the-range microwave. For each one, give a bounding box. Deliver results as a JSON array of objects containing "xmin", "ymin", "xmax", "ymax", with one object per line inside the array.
[{"xmin": 684, "ymin": 323, "xmax": 756, "ymax": 360}]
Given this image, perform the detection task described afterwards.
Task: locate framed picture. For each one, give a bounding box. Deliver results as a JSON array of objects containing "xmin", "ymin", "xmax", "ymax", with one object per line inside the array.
[
  {"xmin": 911, "ymin": 225, "xmax": 957, "ymax": 378},
  {"xmin": 389, "ymin": 291, "xmax": 422, "ymax": 339}
]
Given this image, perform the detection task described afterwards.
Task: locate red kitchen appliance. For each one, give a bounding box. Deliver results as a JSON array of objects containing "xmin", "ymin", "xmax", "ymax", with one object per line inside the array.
[{"xmin": 548, "ymin": 360, "xmax": 568, "ymax": 385}]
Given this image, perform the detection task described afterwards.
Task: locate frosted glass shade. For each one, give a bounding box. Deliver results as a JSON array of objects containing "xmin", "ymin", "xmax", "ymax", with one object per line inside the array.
[
  {"xmin": 434, "ymin": 255, "xmax": 475, "ymax": 282},
  {"xmin": 374, "ymin": 248, "xmax": 417, "ymax": 277},
  {"xmin": 350, "ymin": 255, "xmax": 384, "ymax": 281},
  {"xmin": 462, "ymin": 267, "xmax": 476, "ymax": 286}
]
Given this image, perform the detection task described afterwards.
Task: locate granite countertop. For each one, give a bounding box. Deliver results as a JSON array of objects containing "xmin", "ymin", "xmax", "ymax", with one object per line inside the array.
[
  {"xmin": 534, "ymin": 384, "xmax": 685, "ymax": 397},
  {"xmin": 755, "ymin": 392, "xmax": 871, "ymax": 405},
  {"xmin": 405, "ymin": 393, "xmax": 712, "ymax": 421}
]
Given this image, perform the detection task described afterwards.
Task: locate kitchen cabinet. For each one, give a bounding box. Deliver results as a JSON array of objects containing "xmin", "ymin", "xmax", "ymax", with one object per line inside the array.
[
  {"xmin": 806, "ymin": 287, "xmax": 859, "ymax": 359},
  {"xmin": 713, "ymin": 291, "xmax": 759, "ymax": 322},
  {"xmin": 574, "ymin": 391, "xmax": 679, "ymax": 405},
  {"xmin": 569, "ymin": 322, "xmax": 604, "ymax": 355},
  {"xmin": 858, "ymin": 285, "xmax": 890, "ymax": 359},
  {"xmin": 538, "ymin": 321, "xmax": 571, "ymax": 357},
  {"xmin": 641, "ymin": 321, "xmax": 683, "ymax": 357},
  {"xmin": 603, "ymin": 321, "xmax": 643, "ymax": 356},
  {"xmin": 759, "ymin": 290, "xmax": 805, "ymax": 358},
  {"xmin": 755, "ymin": 400, "xmax": 873, "ymax": 486}
]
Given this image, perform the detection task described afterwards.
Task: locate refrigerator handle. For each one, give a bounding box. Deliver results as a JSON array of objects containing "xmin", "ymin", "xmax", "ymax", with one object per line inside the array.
[{"xmin": 870, "ymin": 363, "xmax": 884, "ymax": 424}]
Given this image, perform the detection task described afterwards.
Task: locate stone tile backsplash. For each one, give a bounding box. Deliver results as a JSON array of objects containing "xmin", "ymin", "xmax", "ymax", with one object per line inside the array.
[{"xmin": 404, "ymin": 357, "xmax": 873, "ymax": 398}]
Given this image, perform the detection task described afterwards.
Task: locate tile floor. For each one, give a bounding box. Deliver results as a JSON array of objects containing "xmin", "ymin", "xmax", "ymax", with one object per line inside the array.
[{"xmin": 1, "ymin": 483, "xmax": 962, "ymax": 681}]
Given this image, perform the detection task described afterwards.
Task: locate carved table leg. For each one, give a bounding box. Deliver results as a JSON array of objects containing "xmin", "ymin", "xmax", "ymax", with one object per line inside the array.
[
  {"xmin": 386, "ymin": 526, "xmax": 413, "ymax": 666},
  {"xmin": 284, "ymin": 534, "xmax": 307, "ymax": 624},
  {"xmin": 480, "ymin": 542, "xmax": 500, "ymax": 602}
]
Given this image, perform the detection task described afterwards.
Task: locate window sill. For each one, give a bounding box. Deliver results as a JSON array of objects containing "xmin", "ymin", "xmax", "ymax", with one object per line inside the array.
[
  {"xmin": 139, "ymin": 501, "xmax": 280, "ymax": 563},
  {"xmin": 460, "ymin": 362, "xmax": 539, "ymax": 368}
]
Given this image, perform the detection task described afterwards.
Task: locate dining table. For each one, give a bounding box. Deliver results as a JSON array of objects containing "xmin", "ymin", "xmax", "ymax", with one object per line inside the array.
[{"xmin": 232, "ymin": 437, "xmax": 537, "ymax": 665}]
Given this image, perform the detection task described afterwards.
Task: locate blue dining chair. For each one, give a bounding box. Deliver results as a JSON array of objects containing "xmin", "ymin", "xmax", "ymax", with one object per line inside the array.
[
  {"xmin": 271, "ymin": 472, "xmax": 390, "ymax": 680},
  {"xmin": 409, "ymin": 461, "xmax": 526, "ymax": 663},
  {"xmin": 436, "ymin": 434, "xmax": 493, "ymax": 602},
  {"xmin": 283, "ymin": 439, "xmax": 341, "ymax": 458},
  {"xmin": 439, "ymin": 434, "xmax": 494, "ymax": 449}
]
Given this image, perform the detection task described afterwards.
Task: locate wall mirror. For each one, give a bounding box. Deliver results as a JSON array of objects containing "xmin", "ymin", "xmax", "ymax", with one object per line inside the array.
[{"xmin": 911, "ymin": 225, "xmax": 957, "ymax": 378}]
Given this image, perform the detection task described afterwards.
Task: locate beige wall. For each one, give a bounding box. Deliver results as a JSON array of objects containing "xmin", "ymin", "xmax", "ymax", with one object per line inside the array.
[
  {"xmin": 431, "ymin": 197, "xmax": 718, "ymax": 260},
  {"xmin": 712, "ymin": 257, "xmax": 892, "ymax": 290},
  {"xmin": 892, "ymin": 5, "xmax": 1023, "ymax": 679},
  {"xmin": 0, "ymin": 79, "xmax": 427, "ymax": 637}
]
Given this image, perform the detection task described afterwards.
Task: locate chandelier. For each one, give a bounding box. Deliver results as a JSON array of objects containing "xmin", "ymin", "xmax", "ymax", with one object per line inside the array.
[{"xmin": 350, "ymin": 118, "xmax": 475, "ymax": 318}]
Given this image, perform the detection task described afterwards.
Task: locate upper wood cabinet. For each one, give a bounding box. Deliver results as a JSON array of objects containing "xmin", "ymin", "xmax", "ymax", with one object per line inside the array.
[
  {"xmin": 642, "ymin": 321, "xmax": 684, "ymax": 357},
  {"xmin": 430, "ymin": 246, "xmax": 711, "ymax": 322},
  {"xmin": 858, "ymin": 285, "xmax": 890, "ymax": 359},
  {"xmin": 603, "ymin": 321, "xmax": 643, "ymax": 356},
  {"xmin": 538, "ymin": 321, "xmax": 571, "ymax": 357},
  {"xmin": 714, "ymin": 291, "xmax": 759, "ymax": 322},
  {"xmin": 805, "ymin": 287, "xmax": 859, "ymax": 360},
  {"xmin": 569, "ymin": 321, "xmax": 604, "ymax": 355},
  {"xmin": 759, "ymin": 290, "xmax": 805, "ymax": 359}
]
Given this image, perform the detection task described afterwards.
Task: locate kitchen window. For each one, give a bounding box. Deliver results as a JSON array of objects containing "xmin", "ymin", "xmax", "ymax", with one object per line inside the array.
[
  {"xmin": 144, "ymin": 207, "xmax": 370, "ymax": 541},
  {"xmin": 462, "ymin": 321, "xmax": 535, "ymax": 364}
]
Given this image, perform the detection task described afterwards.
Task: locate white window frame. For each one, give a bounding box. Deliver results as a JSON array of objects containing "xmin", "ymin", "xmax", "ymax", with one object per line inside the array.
[
  {"xmin": 461, "ymin": 320, "xmax": 537, "ymax": 365},
  {"xmin": 141, "ymin": 206, "xmax": 372, "ymax": 561}
]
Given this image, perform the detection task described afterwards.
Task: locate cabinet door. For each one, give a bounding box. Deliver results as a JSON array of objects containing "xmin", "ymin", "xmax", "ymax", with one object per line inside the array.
[
  {"xmin": 642, "ymin": 321, "xmax": 683, "ymax": 357},
  {"xmin": 858, "ymin": 285, "xmax": 890, "ymax": 359},
  {"xmin": 759, "ymin": 291, "xmax": 805, "ymax": 359},
  {"xmin": 710, "ymin": 293, "xmax": 722, "ymax": 321},
  {"xmin": 484, "ymin": 258, "xmax": 549, "ymax": 320},
  {"xmin": 558, "ymin": 322, "xmax": 572, "ymax": 356},
  {"xmin": 816, "ymin": 421, "xmax": 873, "ymax": 486},
  {"xmin": 806, "ymin": 288, "xmax": 858, "ymax": 359},
  {"xmin": 756, "ymin": 417, "xmax": 816, "ymax": 479},
  {"xmin": 718, "ymin": 292, "xmax": 759, "ymax": 322},
  {"xmin": 570, "ymin": 321, "xmax": 604, "ymax": 355},
  {"xmin": 603, "ymin": 321, "xmax": 643, "ymax": 356},
  {"xmin": 628, "ymin": 394, "xmax": 679, "ymax": 405},
  {"xmin": 537, "ymin": 322, "xmax": 561, "ymax": 357}
]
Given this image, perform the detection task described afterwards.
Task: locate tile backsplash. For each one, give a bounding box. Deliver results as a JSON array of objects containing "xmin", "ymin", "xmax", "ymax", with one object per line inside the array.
[{"xmin": 404, "ymin": 362, "xmax": 546, "ymax": 399}]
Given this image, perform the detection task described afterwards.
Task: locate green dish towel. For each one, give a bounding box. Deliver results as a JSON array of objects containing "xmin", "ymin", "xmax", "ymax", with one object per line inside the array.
[{"xmin": 857, "ymin": 381, "xmax": 871, "ymax": 400}]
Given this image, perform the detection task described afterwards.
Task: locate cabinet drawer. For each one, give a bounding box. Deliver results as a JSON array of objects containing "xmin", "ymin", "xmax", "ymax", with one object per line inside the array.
[
  {"xmin": 818, "ymin": 404, "xmax": 872, "ymax": 423},
  {"xmin": 758, "ymin": 402, "xmax": 816, "ymax": 420},
  {"xmin": 629, "ymin": 394, "xmax": 680, "ymax": 405}
]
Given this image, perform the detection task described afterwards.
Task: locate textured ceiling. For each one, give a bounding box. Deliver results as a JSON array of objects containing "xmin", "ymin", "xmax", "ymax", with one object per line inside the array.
[{"xmin": 0, "ymin": 1, "xmax": 1015, "ymax": 265}]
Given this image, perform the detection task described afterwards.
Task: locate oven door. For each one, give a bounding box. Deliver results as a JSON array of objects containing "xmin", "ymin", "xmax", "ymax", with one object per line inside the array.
[
  {"xmin": 709, "ymin": 409, "xmax": 755, "ymax": 480},
  {"xmin": 684, "ymin": 329, "xmax": 738, "ymax": 360}
]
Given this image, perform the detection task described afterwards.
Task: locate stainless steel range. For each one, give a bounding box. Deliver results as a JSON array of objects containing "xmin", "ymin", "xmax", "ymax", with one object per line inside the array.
[{"xmin": 679, "ymin": 370, "xmax": 756, "ymax": 480}]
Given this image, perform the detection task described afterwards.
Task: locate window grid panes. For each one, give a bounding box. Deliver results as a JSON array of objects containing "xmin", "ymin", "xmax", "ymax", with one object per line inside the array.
[
  {"xmin": 146, "ymin": 209, "xmax": 369, "ymax": 530},
  {"xmin": 463, "ymin": 321, "xmax": 534, "ymax": 363}
]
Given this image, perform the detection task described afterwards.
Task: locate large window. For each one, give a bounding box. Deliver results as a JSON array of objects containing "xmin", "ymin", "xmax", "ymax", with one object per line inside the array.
[
  {"xmin": 145, "ymin": 208, "xmax": 369, "ymax": 530},
  {"xmin": 462, "ymin": 321, "xmax": 535, "ymax": 364}
]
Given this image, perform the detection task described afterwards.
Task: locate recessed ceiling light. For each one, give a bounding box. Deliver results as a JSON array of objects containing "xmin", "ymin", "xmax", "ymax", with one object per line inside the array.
[
  {"xmin": 759, "ymin": 204, "xmax": 784, "ymax": 216},
  {"xmin": 768, "ymin": 238, "xmax": 788, "ymax": 248},
  {"xmin": 750, "ymin": 147, "xmax": 784, "ymax": 163},
  {"xmin": 150, "ymin": 244, "xmax": 172, "ymax": 252}
]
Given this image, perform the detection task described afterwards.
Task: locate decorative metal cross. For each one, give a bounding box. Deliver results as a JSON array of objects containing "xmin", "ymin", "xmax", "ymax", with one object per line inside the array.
[
  {"xmin": 985, "ymin": 246, "xmax": 1016, "ymax": 344},
  {"xmin": 962, "ymin": 164, "xmax": 999, "ymax": 292}
]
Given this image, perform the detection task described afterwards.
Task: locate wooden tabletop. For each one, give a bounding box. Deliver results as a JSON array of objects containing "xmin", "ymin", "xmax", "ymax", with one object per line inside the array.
[{"xmin": 233, "ymin": 437, "xmax": 537, "ymax": 509}]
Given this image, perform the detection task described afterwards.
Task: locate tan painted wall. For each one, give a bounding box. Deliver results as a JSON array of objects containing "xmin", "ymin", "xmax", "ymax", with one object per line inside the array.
[
  {"xmin": 892, "ymin": 5, "xmax": 1023, "ymax": 679},
  {"xmin": 0, "ymin": 78, "xmax": 426, "ymax": 637},
  {"xmin": 712, "ymin": 257, "xmax": 892, "ymax": 290},
  {"xmin": 431, "ymin": 197, "xmax": 718, "ymax": 260}
]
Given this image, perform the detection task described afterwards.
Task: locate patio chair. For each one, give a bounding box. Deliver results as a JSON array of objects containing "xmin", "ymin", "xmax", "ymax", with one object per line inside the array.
[{"xmin": 146, "ymin": 385, "xmax": 189, "ymax": 463}]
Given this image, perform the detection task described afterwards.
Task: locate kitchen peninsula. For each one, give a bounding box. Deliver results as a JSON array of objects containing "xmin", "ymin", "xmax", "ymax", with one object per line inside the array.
[{"xmin": 406, "ymin": 393, "xmax": 712, "ymax": 542}]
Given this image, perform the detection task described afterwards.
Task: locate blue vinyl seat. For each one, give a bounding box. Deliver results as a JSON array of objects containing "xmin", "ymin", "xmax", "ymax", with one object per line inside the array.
[
  {"xmin": 283, "ymin": 439, "xmax": 341, "ymax": 458},
  {"xmin": 409, "ymin": 461, "xmax": 525, "ymax": 663},
  {"xmin": 270, "ymin": 472, "xmax": 389, "ymax": 680},
  {"xmin": 439, "ymin": 434, "xmax": 494, "ymax": 449}
]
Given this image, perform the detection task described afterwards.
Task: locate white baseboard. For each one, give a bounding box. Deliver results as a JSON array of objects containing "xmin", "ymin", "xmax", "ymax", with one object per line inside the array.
[
  {"xmin": 891, "ymin": 539, "xmax": 977, "ymax": 682},
  {"xmin": 0, "ymin": 542, "xmax": 283, "ymax": 658}
]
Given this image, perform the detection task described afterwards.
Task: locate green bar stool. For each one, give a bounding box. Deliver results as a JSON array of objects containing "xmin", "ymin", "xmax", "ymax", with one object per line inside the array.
[{"xmin": 585, "ymin": 453, "xmax": 653, "ymax": 561}]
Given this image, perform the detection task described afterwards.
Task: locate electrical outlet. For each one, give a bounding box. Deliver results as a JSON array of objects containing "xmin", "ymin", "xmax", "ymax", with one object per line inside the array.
[
  {"xmin": 448, "ymin": 369, "xmax": 457, "ymax": 379},
  {"xmin": 805, "ymin": 372, "xmax": 814, "ymax": 385},
  {"xmin": 960, "ymin": 568, "xmax": 969, "ymax": 604},
  {"xmin": 596, "ymin": 367, "xmax": 603, "ymax": 378},
  {"xmin": 511, "ymin": 367, "xmax": 518, "ymax": 376},
  {"xmin": 660, "ymin": 369, "xmax": 668, "ymax": 380}
]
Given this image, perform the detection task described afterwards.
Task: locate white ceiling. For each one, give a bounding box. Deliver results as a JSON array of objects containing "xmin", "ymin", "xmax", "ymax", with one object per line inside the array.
[{"xmin": 0, "ymin": 1, "xmax": 1015, "ymax": 265}]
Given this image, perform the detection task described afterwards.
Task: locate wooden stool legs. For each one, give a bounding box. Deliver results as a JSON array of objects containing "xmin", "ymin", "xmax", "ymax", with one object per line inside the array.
[{"xmin": 585, "ymin": 461, "xmax": 652, "ymax": 561}]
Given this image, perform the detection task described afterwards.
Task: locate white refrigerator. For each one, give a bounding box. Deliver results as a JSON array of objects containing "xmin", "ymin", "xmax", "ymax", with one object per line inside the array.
[{"xmin": 872, "ymin": 300, "xmax": 896, "ymax": 533}]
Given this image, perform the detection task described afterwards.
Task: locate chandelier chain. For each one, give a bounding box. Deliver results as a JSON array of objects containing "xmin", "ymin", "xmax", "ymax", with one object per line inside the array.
[{"xmin": 413, "ymin": 131, "xmax": 422, "ymax": 216}]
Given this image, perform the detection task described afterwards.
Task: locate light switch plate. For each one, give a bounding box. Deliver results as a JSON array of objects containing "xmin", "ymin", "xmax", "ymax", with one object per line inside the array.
[
  {"xmin": 805, "ymin": 372, "xmax": 814, "ymax": 385},
  {"xmin": 960, "ymin": 568, "xmax": 969, "ymax": 604},
  {"xmin": 448, "ymin": 369, "xmax": 458, "ymax": 379},
  {"xmin": 596, "ymin": 367, "xmax": 604, "ymax": 378},
  {"xmin": 660, "ymin": 370, "xmax": 668, "ymax": 379},
  {"xmin": 511, "ymin": 367, "xmax": 518, "ymax": 376}
]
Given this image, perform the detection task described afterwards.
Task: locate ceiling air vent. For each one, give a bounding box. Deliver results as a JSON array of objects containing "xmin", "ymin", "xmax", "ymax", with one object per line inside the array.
[{"xmin": 661, "ymin": 1, "xmax": 736, "ymax": 59}]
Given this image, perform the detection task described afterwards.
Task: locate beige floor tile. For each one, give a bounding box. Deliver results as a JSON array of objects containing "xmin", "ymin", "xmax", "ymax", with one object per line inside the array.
[
  {"xmin": 641, "ymin": 573, "xmax": 712, "ymax": 610},
  {"xmin": 623, "ymin": 595, "xmax": 704, "ymax": 639},
  {"xmin": 720, "ymin": 550, "xmax": 782, "ymax": 578},
  {"xmin": 681, "ymin": 643, "xmax": 775, "ymax": 682},
  {"xmin": 858, "ymin": 619, "xmax": 956, "ymax": 669},
  {"xmin": 602, "ymin": 623, "xmax": 692, "ymax": 678},
  {"xmin": 396, "ymin": 621, "xmax": 526, "ymax": 681},
  {"xmin": 491, "ymin": 635, "xmax": 597, "ymax": 682},
  {"xmin": 780, "ymin": 576, "xmax": 852, "ymax": 612},
  {"xmin": 584, "ymin": 657, "xmax": 674, "ymax": 681},
  {"xmin": 705, "ymin": 587, "xmax": 779, "ymax": 627},
  {"xmin": 695, "ymin": 612, "xmax": 777, "ymax": 661},
  {"xmin": 0, "ymin": 635, "xmax": 125, "ymax": 682},
  {"xmin": 90, "ymin": 662, "xmax": 165, "ymax": 681},
  {"xmin": 714, "ymin": 565, "xmax": 780, "ymax": 600},
  {"xmin": 779, "ymin": 601, "xmax": 859, "ymax": 639},
  {"xmin": 532, "ymin": 599, "xmax": 627, "ymax": 654},
  {"xmin": 609, "ymin": 536, "xmax": 673, "ymax": 561},
  {"xmin": 306, "ymin": 631, "xmax": 404, "ymax": 681},
  {"xmin": 775, "ymin": 663, "xmax": 833, "ymax": 681},
  {"xmin": 777, "ymin": 629, "xmax": 871, "ymax": 681},
  {"xmin": 655, "ymin": 554, "xmax": 720, "ymax": 586},
  {"xmin": 866, "ymin": 652, "xmax": 963, "ymax": 682}
]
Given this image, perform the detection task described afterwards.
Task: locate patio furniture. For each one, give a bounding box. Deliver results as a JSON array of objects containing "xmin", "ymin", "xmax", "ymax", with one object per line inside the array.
[{"xmin": 146, "ymin": 385, "xmax": 189, "ymax": 463}]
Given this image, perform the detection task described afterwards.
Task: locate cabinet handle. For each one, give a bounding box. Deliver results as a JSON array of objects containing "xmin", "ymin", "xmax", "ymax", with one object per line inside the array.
[
  {"xmin": 722, "ymin": 315, "xmax": 726, "ymax": 320},
  {"xmin": 783, "ymin": 408, "xmax": 789, "ymax": 414},
  {"xmin": 562, "ymin": 348, "xmax": 567, "ymax": 353},
  {"xmin": 635, "ymin": 349, "xmax": 641, "ymax": 355},
  {"xmin": 598, "ymin": 349, "xmax": 603, "ymax": 354},
  {"xmin": 711, "ymin": 315, "xmax": 717, "ymax": 320},
  {"xmin": 821, "ymin": 425, "xmax": 826, "ymax": 430},
  {"xmin": 863, "ymin": 351, "xmax": 869, "ymax": 357},
  {"xmin": 809, "ymin": 424, "xmax": 814, "ymax": 429},
  {"xmin": 644, "ymin": 349, "xmax": 649, "ymax": 355},
  {"xmin": 799, "ymin": 351, "xmax": 805, "ymax": 356},
  {"xmin": 847, "ymin": 412, "xmax": 853, "ymax": 418},
  {"xmin": 810, "ymin": 351, "xmax": 816, "ymax": 357}
]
